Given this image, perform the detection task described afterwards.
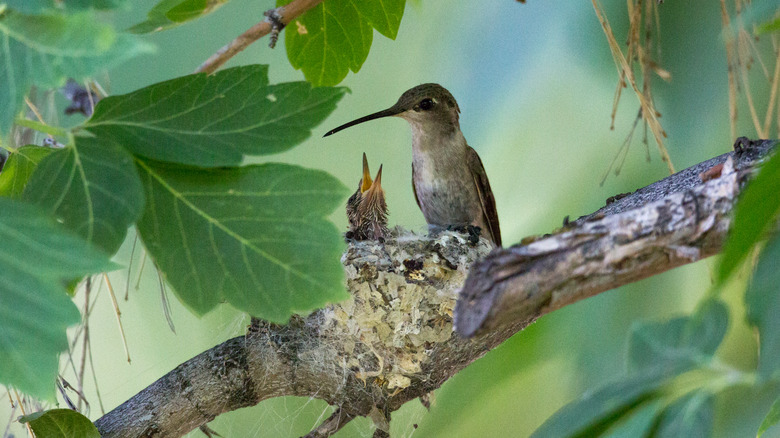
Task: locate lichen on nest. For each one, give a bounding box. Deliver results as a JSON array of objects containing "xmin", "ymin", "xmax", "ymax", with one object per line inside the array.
[{"xmin": 318, "ymin": 227, "xmax": 493, "ymax": 392}]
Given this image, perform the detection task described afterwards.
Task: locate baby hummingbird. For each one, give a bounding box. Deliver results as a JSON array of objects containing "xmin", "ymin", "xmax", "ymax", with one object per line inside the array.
[{"xmin": 346, "ymin": 153, "xmax": 388, "ymax": 242}]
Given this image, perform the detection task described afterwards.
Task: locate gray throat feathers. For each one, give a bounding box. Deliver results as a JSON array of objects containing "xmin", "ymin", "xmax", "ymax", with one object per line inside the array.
[
  {"xmin": 409, "ymin": 121, "xmax": 480, "ymax": 227},
  {"xmin": 410, "ymin": 121, "xmax": 467, "ymax": 166}
]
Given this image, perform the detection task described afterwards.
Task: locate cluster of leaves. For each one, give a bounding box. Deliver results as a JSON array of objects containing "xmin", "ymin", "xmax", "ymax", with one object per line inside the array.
[
  {"xmin": 533, "ymin": 142, "xmax": 780, "ymax": 437},
  {"xmin": 0, "ymin": 0, "xmax": 413, "ymax": 424},
  {"xmin": 0, "ymin": 63, "xmax": 351, "ymax": 403},
  {"xmin": 532, "ymin": 297, "xmax": 730, "ymax": 437},
  {"xmin": 128, "ymin": 0, "xmax": 407, "ymax": 85}
]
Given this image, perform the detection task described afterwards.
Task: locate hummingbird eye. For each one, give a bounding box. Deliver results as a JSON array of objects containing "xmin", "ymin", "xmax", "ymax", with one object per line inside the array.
[{"xmin": 419, "ymin": 98, "xmax": 434, "ymax": 111}]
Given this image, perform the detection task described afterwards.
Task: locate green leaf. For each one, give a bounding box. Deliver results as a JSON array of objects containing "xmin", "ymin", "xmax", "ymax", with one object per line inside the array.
[
  {"xmin": 628, "ymin": 316, "xmax": 689, "ymax": 371},
  {"xmin": 0, "ymin": 11, "xmax": 154, "ymax": 136},
  {"xmin": 757, "ymin": 16, "xmax": 780, "ymax": 34},
  {"xmin": 719, "ymin": 147, "xmax": 780, "ymax": 283},
  {"xmin": 530, "ymin": 367, "xmax": 681, "ymax": 438},
  {"xmin": 627, "ymin": 299, "xmax": 728, "ymax": 373},
  {"xmin": 134, "ymin": 159, "xmax": 349, "ymax": 322},
  {"xmin": 84, "ymin": 65, "xmax": 348, "ymax": 167},
  {"xmin": 745, "ymin": 234, "xmax": 780, "ymax": 379},
  {"xmin": 0, "ymin": 146, "xmax": 54, "ymax": 199},
  {"xmin": 281, "ymin": 0, "xmax": 406, "ymax": 86},
  {"xmin": 655, "ymin": 391, "xmax": 714, "ymax": 438},
  {"xmin": 22, "ymin": 136, "xmax": 145, "ymax": 254},
  {"xmin": 3, "ymin": 1, "xmax": 53, "ymax": 14},
  {"xmin": 128, "ymin": 0, "xmax": 228, "ymax": 34},
  {"xmin": 738, "ymin": 0, "xmax": 780, "ymax": 35},
  {"xmin": 19, "ymin": 408, "xmax": 100, "ymax": 438},
  {"xmin": 758, "ymin": 395, "xmax": 780, "ymax": 437},
  {"xmin": 602, "ymin": 400, "xmax": 664, "ymax": 438},
  {"xmin": 4, "ymin": 0, "xmax": 126, "ymax": 14},
  {"xmin": 355, "ymin": 0, "xmax": 406, "ymax": 39},
  {"xmin": 0, "ymin": 198, "xmax": 113, "ymax": 401}
]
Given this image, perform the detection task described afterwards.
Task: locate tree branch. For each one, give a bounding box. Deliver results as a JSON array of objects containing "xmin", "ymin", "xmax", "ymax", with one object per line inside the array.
[
  {"xmin": 195, "ymin": 0, "xmax": 324, "ymax": 74},
  {"xmin": 94, "ymin": 139, "xmax": 776, "ymax": 437},
  {"xmin": 93, "ymin": 337, "xmax": 259, "ymax": 436},
  {"xmin": 454, "ymin": 138, "xmax": 775, "ymax": 337}
]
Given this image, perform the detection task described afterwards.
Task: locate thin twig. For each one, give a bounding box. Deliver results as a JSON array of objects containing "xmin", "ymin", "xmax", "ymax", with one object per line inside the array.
[
  {"xmin": 3, "ymin": 392, "xmax": 17, "ymax": 438},
  {"xmin": 196, "ymin": 0, "xmax": 324, "ymax": 74},
  {"xmin": 763, "ymin": 46, "xmax": 780, "ymax": 136},
  {"xmin": 88, "ymin": 331, "xmax": 106, "ymax": 415},
  {"xmin": 592, "ymin": 0, "xmax": 674, "ymax": 174},
  {"xmin": 600, "ymin": 108, "xmax": 643, "ymax": 186},
  {"xmin": 84, "ymin": 79, "xmax": 97, "ymax": 116},
  {"xmin": 720, "ymin": 0, "xmax": 738, "ymax": 141},
  {"xmin": 125, "ymin": 235, "xmax": 138, "ymax": 301},
  {"xmin": 24, "ymin": 97, "xmax": 45, "ymax": 124},
  {"xmin": 738, "ymin": 42, "xmax": 766, "ymax": 138},
  {"xmin": 104, "ymin": 273, "xmax": 131, "ymax": 364},
  {"xmin": 77, "ymin": 277, "xmax": 91, "ymax": 411},
  {"xmin": 12, "ymin": 390, "xmax": 33, "ymax": 437},
  {"xmin": 156, "ymin": 266, "xmax": 176, "ymax": 333},
  {"xmin": 135, "ymin": 249, "xmax": 147, "ymax": 291},
  {"xmin": 303, "ymin": 408, "xmax": 357, "ymax": 438}
]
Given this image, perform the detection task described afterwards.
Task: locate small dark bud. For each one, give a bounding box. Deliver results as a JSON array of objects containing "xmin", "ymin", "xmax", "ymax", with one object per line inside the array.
[{"xmin": 61, "ymin": 79, "xmax": 99, "ymax": 117}]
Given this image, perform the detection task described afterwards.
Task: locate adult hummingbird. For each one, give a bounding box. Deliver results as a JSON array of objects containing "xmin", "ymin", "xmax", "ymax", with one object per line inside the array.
[
  {"xmin": 346, "ymin": 153, "xmax": 388, "ymax": 241},
  {"xmin": 325, "ymin": 84, "xmax": 501, "ymax": 246}
]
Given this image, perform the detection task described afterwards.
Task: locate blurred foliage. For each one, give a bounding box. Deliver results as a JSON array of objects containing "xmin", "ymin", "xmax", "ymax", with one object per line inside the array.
[
  {"xmin": 0, "ymin": 10, "xmax": 153, "ymax": 136},
  {"xmin": 128, "ymin": 0, "xmax": 229, "ymax": 33},
  {"xmin": 719, "ymin": 146, "xmax": 780, "ymax": 283},
  {"xmin": 759, "ymin": 396, "xmax": 780, "ymax": 437},
  {"xmin": 744, "ymin": 234, "xmax": 780, "ymax": 380},
  {"xmin": 2, "ymin": 0, "xmax": 127, "ymax": 14},
  {"xmin": 533, "ymin": 299, "xmax": 729, "ymax": 437}
]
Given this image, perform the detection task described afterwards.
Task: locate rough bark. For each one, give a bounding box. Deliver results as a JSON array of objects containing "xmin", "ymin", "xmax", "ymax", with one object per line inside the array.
[
  {"xmin": 95, "ymin": 139, "xmax": 776, "ymax": 437},
  {"xmin": 454, "ymin": 138, "xmax": 774, "ymax": 337}
]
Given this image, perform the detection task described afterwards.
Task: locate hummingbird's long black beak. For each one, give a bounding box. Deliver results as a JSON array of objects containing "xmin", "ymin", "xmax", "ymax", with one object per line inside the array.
[{"xmin": 323, "ymin": 107, "xmax": 401, "ymax": 137}]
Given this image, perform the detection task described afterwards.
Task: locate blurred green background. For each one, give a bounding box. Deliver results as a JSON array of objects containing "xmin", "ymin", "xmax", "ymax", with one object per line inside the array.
[{"xmin": 3, "ymin": 1, "xmax": 777, "ymax": 436}]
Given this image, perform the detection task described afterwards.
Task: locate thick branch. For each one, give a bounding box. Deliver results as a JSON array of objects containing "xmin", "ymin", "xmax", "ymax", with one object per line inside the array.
[
  {"xmin": 454, "ymin": 139, "xmax": 776, "ymax": 337},
  {"xmin": 95, "ymin": 139, "xmax": 776, "ymax": 437},
  {"xmin": 195, "ymin": 0, "xmax": 323, "ymax": 74},
  {"xmin": 93, "ymin": 337, "xmax": 258, "ymax": 436}
]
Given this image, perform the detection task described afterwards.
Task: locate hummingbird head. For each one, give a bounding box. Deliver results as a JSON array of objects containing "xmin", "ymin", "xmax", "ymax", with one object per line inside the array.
[
  {"xmin": 323, "ymin": 83, "xmax": 461, "ymax": 137},
  {"xmin": 390, "ymin": 83, "xmax": 460, "ymax": 129}
]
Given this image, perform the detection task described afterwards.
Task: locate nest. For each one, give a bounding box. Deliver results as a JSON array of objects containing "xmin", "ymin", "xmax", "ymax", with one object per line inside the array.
[{"xmin": 318, "ymin": 227, "xmax": 492, "ymax": 392}]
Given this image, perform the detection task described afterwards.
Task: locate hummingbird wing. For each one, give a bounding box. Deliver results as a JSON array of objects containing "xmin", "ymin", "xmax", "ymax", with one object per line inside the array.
[
  {"xmin": 466, "ymin": 146, "xmax": 501, "ymax": 246},
  {"xmin": 411, "ymin": 163, "xmax": 422, "ymax": 211}
]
